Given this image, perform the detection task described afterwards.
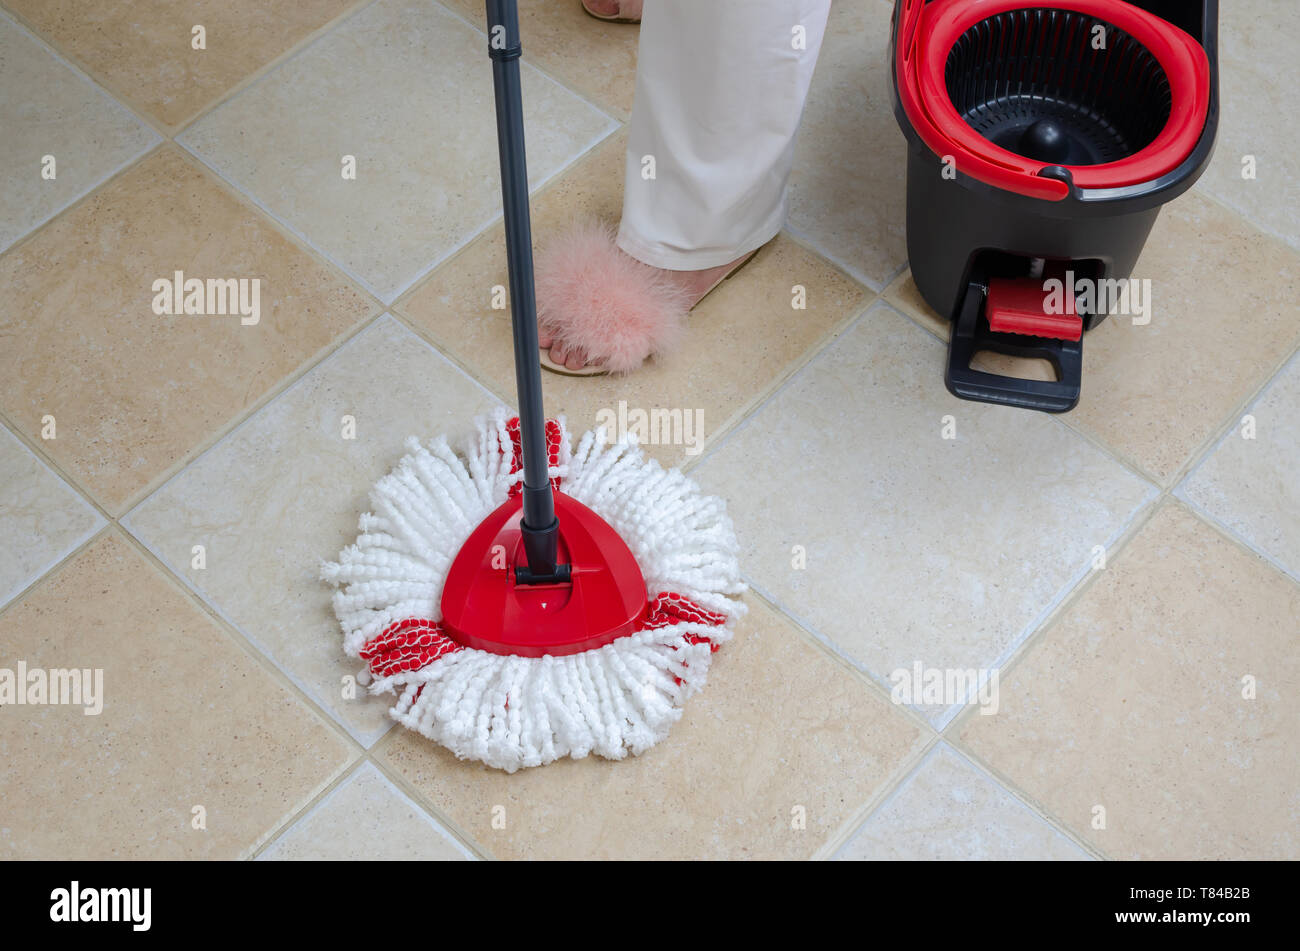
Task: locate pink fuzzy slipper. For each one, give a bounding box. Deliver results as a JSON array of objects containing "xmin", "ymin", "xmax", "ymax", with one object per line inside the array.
[{"xmin": 535, "ymin": 220, "xmax": 693, "ymax": 376}]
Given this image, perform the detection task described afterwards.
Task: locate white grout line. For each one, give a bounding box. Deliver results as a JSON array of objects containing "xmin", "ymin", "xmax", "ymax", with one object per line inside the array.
[
  {"xmin": 118, "ymin": 315, "xmax": 507, "ymax": 747},
  {"xmin": 122, "ymin": 503, "xmax": 399, "ymax": 749},
  {"xmin": 253, "ymin": 760, "xmax": 478, "ymax": 861},
  {"xmin": 0, "ymin": 8, "xmax": 164, "ymax": 254},
  {"xmin": 939, "ymin": 741, "xmax": 1105, "ymax": 860},
  {"xmin": 689, "ymin": 298, "xmax": 886, "ymax": 473},
  {"xmin": 121, "ymin": 314, "xmax": 501, "ymax": 522},
  {"xmin": 928, "ymin": 479, "xmax": 1162, "ymax": 731},
  {"xmin": 741, "ymin": 571, "xmax": 902, "ymax": 695},
  {"xmin": 828, "ymin": 743, "xmax": 941, "ymax": 860},
  {"xmin": 6, "ymin": 0, "xmax": 1297, "ymax": 861},
  {"xmin": 828, "ymin": 739, "xmax": 1101, "ymax": 861},
  {"xmin": 0, "ymin": 6, "xmax": 164, "ymax": 134},
  {"xmin": 1174, "ymin": 346, "xmax": 1299, "ymax": 497},
  {"xmin": 172, "ymin": 134, "xmax": 396, "ymax": 303},
  {"xmin": 830, "ymin": 736, "xmax": 1106, "ymax": 861},
  {"xmin": 694, "ymin": 298, "xmax": 1164, "ymax": 731},
  {"xmin": 1176, "ymin": 496, "xmax": 1300, "ymax": 588},
  {"xmin": 0, "ymin": 422, "xmax": 107, "ymax": 611},
  {"xmin": 168, "ymin": 0, "xmax": 384, "ymax": 139},
  {"xmin": 382, "ymin": 119, "xmax": 622, "ymax": 305},
  {"xmin": 1194, "ymin": 180, "xmax": 1300, "ymax": 256},
  {"xmin": 781, "ymin": 220, "xmax": 896, "ymax": 294},
  {"xmin": 170, "ymin": 0, "xmax": 620, "ymax": 306},
  {"xmin": 430, "ymin": 0, "xmax": 624, "ymax": 125}
]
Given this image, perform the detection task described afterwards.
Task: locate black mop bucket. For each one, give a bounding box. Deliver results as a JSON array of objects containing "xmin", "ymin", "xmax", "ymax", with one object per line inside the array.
[{"xmin": 890, "ymin": 0, "xmax": 1219, "ymax": 412}]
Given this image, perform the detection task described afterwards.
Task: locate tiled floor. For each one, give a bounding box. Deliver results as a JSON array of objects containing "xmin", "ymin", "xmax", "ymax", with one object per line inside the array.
[
  {"xmin": 1, "ymin": 0, "xmax": 1296, "ymax": 861},
  {"xmin": 0, "ymin": 11, "xmax": 158, "ymax": 252},
  {"xmin": 179, "ymin": 0, "xmax": 614, "ymax": 301}
]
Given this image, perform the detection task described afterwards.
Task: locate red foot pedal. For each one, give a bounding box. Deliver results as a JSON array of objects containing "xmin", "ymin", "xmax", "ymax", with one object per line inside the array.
[{"xmin": 986, "ymin": 277, "xmax": 1083, "ymax": 341}]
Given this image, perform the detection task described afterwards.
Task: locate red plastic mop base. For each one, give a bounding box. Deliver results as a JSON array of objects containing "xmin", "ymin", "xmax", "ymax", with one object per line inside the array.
[{"xmin": 439, "ymin": 491, "xmax": 649, "ymax": 657}]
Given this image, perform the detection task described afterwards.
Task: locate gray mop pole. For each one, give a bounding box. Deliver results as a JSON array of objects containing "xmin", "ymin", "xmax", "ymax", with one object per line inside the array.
[{"xmin": 485, "ymin": 0, "xmax": 560, "ymax": 580}]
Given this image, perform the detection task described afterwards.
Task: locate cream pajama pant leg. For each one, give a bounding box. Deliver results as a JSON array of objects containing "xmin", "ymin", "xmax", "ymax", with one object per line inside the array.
[{"xmin": 617, "ymin": 0, "xmax": 832, "ymax": 271}]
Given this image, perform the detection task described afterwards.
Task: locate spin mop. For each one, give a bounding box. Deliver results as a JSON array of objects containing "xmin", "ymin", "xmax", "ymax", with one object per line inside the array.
[{"xmin": 322, "ymin": 0, "xmax": 744, "ymax": 772}]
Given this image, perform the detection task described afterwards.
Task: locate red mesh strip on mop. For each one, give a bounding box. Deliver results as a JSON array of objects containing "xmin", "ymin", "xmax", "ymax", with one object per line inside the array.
[
  {"xmin": 363, "ymin": 593, "xmax": 725, "ymax": 680},
  {"xmin": 504, "ymin": 416, "xmax": 564, "ymax": 499},
  {"xmin": 360, "ymin": 617, "xmax": 463, "ymax": 678},
  {"xmin": 638, "ymin": 592, "xmax": 729, "ymax": 652}
]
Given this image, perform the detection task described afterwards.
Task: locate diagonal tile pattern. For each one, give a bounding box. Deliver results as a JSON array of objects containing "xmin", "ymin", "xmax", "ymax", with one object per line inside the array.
[
  {"xmin": 398, "ymin": 131, "xmax": 872, "ymax": 467},
  {"xmin": 836, "ymin": 743, "xmax": 1089, "ymax": 861},
  {"xmin": 0, "ymin": 12, "xmax": 158, "ymax": 252},
  {"xmin": 4, "ymin": 0, "xmax": 363, "ymax": 129},
  {"xmin": 694, "ymin": 302, "xmax": 1155, "ymax": 723},
  {"xmin": 1179, "ymin": 352, "xmax": 1300, "ymax": 580},
  {"xmin": 0, "ymin": 425, "xmax": 103, "ymax": 609},
  {"xmin": 377, "ymin": 597, "xmax": 925, "ymax": 860},
  {"xmin": 442, "ymin": 0, "xmax": 639, "ymax": 120},
  {"xmin": 257, "ymin": 762, "xmax": 473, "ymax": 860},
  {"xmin": 1064, "ymin": 193, "xmax": 1300, "ymax": 484},
  {"xmin": 124, "ymin": 317, "xmax": 502, "ymax": 745},
  {"xmin": 787, "ymin": 0, "xmax": 908, "ymax": 289},
  {"xmin": 0, "ymin": 532, "xmax": 354, "ymax": 859},
  {"xmin": 180, "ymin": 0, "xmax": 616, "ymax": 301},
  {"xmin": 960, "ymin": 502, "xmax": 1300, "ymax": 860},
  {"xmin": 1196, "ymin": 0, "xmax": 1300, "ymax": 249},
  {"xmin": 0, "ymin": 146, "xmax": 374, "ymax": 515},
  {"xmin": 0, "ymin": 0, "xmax": 1295, "ymax": 861}
]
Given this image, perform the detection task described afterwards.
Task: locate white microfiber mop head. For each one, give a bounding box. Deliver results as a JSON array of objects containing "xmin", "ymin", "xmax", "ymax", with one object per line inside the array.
[{"xmin": 321, "ymin": 409, "xmax": 745, "ymax": 772}]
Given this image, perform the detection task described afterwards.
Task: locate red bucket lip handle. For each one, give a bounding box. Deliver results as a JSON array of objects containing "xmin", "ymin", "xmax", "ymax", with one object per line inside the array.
[
  {"xmin": 896, "ymin": 0, "xmax": 1211, "ymax": 200},
  {"xmin": 896, "ymin": 0, "xmax": 1069, "ymax": 199}
]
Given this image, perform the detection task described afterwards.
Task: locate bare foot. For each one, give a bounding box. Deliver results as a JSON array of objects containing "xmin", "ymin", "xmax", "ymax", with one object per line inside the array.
[{"xmin": 538, "ymin": 248, "xmax": 752, "ymax": 371}]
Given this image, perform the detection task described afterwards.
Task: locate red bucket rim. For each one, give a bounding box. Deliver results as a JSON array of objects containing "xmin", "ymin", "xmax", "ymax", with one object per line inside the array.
[{"xmin": 897, "ymin": 0, "xmax": 1211, "ymax": 197}]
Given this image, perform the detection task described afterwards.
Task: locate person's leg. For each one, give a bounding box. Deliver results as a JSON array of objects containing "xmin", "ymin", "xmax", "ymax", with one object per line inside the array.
[
  {"xmin": 541, "ymin": 0, "xmax": 831, "ymax": 372},
  {"xmin": 618, "ymin": 0, "xmax": 830, "ymax": 270}
]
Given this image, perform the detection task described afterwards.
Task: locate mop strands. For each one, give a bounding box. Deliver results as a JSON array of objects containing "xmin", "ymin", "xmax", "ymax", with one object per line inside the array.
[
  {"xmin": 325, "ymin": 2, "xmax": 744, "ymax": 772},
  {"xmin": 322, "ymin": 410, "xmax": 745, "ymax": 772}
]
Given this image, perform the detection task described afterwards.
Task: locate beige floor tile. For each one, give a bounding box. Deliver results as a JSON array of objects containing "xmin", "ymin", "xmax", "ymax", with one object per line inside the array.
[
  {"xmin": 884, "ymin": 270, "xmax": 947, "ymax": 339},
  {"xmin": 1197, "ymin": 0, "xmax": 1300, "ymax": 248},
  {"xmin": 443, "ymin": 0, "xmax": 637, "ymax": 119},
  {"xmin": 257, "ymin": 763, "xmax": 472, "ymax": 860},
  {"xmin": 376, "ymin": 597, "xmax": 923, "ymax": 859},
  {"xmin": 1179, "ymin": 353, "xmax": 1300, "ymax": 580},
  {"xmin": 0, "ymin": 532, "xmax": 353, "ymax": 859},
  {"xmin": 788, "ymin": 0, "xmax": 907, "ymax": 289},
  {"xmin": 180, "ymin": 0, "xmax": 615, "ymax": 301},
  {"xmin": 123, "ymin": 317, "xmax": 502, "ymax": 745},
  {"xmin": 960, "ymin": 502, "xmax": 1300, "ymax": 860},
  {"xmin": 4, "ymin": 0, "xmax": 361, "ymax": 129},
  {"xmin": 836, "ymin": 743, "xmax": 1088, "ymax": 861},
  {"xmin": 0, "ymin": 146, "xmax": 373, "ymax": 515},
  {"xmin": 0, "ymin": 425, "xmax": 102, "ymax": 608},
  {"xmin": 0, "ymin": 13, "xmax": 158, "ymax": 252},
  {"xmin": 1217, "ymin": 0, "xmax": 1300, "ymax": 64},
  {"xmin": 693, "ymin": 302, "xmax": 1155, "ymax": 723},
  {"xmin": 398, "ymin": 132, "xmax": 870, "ymax": 468},
  {"xmin": 1067, "ymin": 193, "xmax": 1300, "ymax": 484}
]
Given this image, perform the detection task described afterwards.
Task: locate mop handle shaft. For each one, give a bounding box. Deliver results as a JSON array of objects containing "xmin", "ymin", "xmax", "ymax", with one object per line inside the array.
[{"xmin": 486, "ymin": 0, "xmax": 559, "ymax": 572}]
